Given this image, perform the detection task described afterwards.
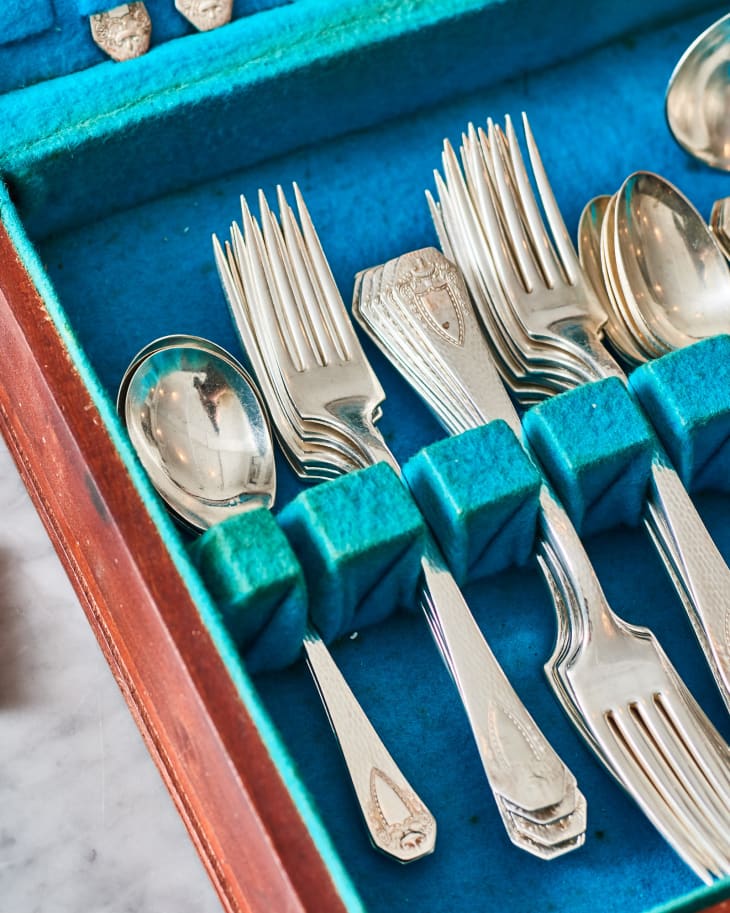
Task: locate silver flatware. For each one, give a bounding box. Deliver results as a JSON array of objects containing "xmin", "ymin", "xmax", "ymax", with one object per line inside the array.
[
  {"xmin": 355, "ymin": 244, "xmax": 730, "ymax": 880},
  {"xmin": 90, "ymin": 3, "xmax": 151, "ymax": 61},
  {"xmin": 175, "ymin": 0, "xmax": 232, "ymax": 31},
  {"xmin": 666, "ymin": 13, "xmax": 730, "ymax": 171},
  {"xmin": 425, "ymin": 109, "xmax": 730, "ymax": 877},
  {"xmin": 118, "ymin": 334, "xmax": 436, "ymax": 863},
  {"xmin": 437, "ymin": 114, "xmax": 730, "ymax": 719},
  {"xmin": 214, "ymin": 185, "xmax": 586, "ymax": 858}
]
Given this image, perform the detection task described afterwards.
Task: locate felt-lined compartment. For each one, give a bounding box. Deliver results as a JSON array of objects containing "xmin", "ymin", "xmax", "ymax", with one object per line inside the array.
[
  {"xmin": 523, "ymin": 378, "xmax": 657, "ymax": 537},
  {"xmin": 631, "ymin": 335, "xmax": 730, "ymax": 494},
  {"xmin": 5, "ymin": 2, "xmax": 730, "ymax": 912}
]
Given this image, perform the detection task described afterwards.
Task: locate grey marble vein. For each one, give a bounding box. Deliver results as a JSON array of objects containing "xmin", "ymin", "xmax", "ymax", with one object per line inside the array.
[{"xmin": 0, "ymin": 437, "xmax": 222, "ymax": 912}]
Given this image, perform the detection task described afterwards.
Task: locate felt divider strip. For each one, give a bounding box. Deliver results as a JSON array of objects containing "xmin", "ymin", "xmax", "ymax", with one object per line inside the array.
[
  {"xmin": 279, "ymin": 463, "xmax": 428, "ymax": 643},
  {"xmin": 523, "ymin": 377, "xmax": 656, "ymax": 537},
  {"xmin": 630, "ymin": 335, "xmax": 730, "ymax": 494},
  {"xmin": 403, "ymin": 421, "xmax": 542, "ymax": 586}
]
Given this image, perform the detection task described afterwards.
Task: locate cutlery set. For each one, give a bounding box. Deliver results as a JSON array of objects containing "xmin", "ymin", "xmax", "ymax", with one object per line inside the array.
[{"xmin": 117, "ymin": 13, "xmax": 730, "ymax": 885}]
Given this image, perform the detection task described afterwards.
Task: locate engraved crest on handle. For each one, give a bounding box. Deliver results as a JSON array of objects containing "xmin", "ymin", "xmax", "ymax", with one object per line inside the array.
[
  {"xmin": 90, "ymin": 3, "xmax": 152, "ymax": 61},
  {"xmin": 396, "ymin": 251, "xmax": 467, "ymax": 346},
  {"xmin": 366, "ymin": 768, "xmax": 436, "ymax": 860},
  {"xmin": 175, "ymin": 0, "xmax": 232, "ymax": 30}
]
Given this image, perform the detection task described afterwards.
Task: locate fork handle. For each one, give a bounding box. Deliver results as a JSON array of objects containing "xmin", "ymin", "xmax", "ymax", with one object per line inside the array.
[
  {"xmin": 644, "ymin": 450, "xmax": 730, "ymax": 711},
  {"xmin": 418, "ymin": 535, "xmax": 576, "ymax": 812},
  {"xmin": 302, "ymin": 627, "xmax": 436, "ymax": 863}
]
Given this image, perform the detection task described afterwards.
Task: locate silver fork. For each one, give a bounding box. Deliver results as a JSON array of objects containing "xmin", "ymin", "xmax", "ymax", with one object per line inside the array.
[
  {"xmin": 440, "ymin": 112, "xmax": 730, "ymax": 720},
  {"xmin": 354, "ymin": 243, "xmax": 730, "ymax": 881},
  {"xmin": 217, "ymin": 184, "xmax": 587, "ymax": 858}
]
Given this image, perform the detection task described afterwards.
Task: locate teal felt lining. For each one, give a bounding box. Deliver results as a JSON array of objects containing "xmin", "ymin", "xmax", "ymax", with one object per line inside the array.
[
  {"xmin": 279, "ymin": 464, "xmax": 427, "ymax": 642},
  {"xmin": 5, "ymin": 2, "xmax": 730, "ymax": 912},
  {"xmin": 523, "ymin": 378, "xmax": 657, "ymax": 536},
  {"xmin": 0, "ymin": 0, "xmax": 54, "ymax": 45},
  {"xmin": 0, "ymin": 0, "xmax": 711, "ymax": 241},
  {"xmin": 189, "ymin": 508, "xmax": 309, "ymax": 672},
  {"xmin": 403, "ymin": 422, "xmax": 542, "ymax": 585},
  {"xmin": 630, "ymin": 336, "xmax": 730, "ymax": 493}
]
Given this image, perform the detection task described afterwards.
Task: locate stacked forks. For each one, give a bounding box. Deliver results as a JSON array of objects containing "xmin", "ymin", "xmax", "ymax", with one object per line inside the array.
[
  {"xmin": 429, "ymin": 114, "xmax": 730, "ymax": 721},
  {"xmin": 377, "ymin": 112, "xmax": 730, "ymax": 879},
  {"xmin": 212, "ymin": 185, "xmax": 587, "ymax": 858}
]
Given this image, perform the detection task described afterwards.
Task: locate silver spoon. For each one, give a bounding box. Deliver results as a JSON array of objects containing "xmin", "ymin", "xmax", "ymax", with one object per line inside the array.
[
  {"xmin": 577, "ymin": 195, "xmax": 647, "ymax": 366},
  {"xmin": 612, "ymin": 172, "xmax": 730, "ymax": 352},
  {"xmin": 666, "ymin": 12, "xmax": 730, "ymax": 172},
  {"xmin": 118, "ymin": 334, "xmax": 436, "ymax": 863}
]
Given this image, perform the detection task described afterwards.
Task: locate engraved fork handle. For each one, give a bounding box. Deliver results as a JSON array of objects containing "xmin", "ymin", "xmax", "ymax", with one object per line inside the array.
[
  {"xmin": 353, "ymin": 424, "xmax": 576, "ymax": 812},
  {"xmin": 645, "ymin": 450, "xmax": 730, "ymax": 711},
  {"xmin": 302, "ymin": 627, "xmax": 436, "ymax": 862},
  {"xmin": 417, "ymin": 535, "xmax": 574, "ymax": 811}
]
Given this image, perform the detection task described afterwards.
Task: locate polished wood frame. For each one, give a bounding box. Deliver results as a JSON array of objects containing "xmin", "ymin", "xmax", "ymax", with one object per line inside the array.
[
  {"xmin": 0, "ymin": 221, "xmax": 727, "ymax": 913},
  {"xmin": 0, "ymin": 223, "xmax": 349, "ymax": 912}
]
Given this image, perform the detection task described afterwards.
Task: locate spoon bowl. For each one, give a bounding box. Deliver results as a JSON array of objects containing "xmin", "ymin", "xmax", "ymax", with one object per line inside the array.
[
  {"xmin": 666, "ymin": 12, "xmax": 730, "ymax": 170},
  {"xmin": 612, "ymin": 171, "xmax": 730, "ymax": 351},
  {"xmin": 118, "ymin": 334, "xmax": 275, "ymax": 532}
]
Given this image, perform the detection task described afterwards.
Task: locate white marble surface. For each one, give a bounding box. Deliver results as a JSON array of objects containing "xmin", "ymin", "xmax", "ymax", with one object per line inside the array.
[{"xmin": 0, "ymin": 437, "xmax": 222, "ymax": 912}]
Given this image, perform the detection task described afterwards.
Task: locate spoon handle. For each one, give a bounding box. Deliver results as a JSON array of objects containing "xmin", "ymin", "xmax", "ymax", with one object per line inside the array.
[
  {"xmin": 301, "ymin": 627, "xmax": 436, "ymax": 862},
  {"xmin": 645, "ymin": 450, "xmax": 730, "ymax": 712}
]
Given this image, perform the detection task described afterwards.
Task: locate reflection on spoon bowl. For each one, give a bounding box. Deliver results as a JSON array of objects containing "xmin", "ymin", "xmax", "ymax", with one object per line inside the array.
[
  {"xmin": 666, "ymin": 12, "xmax": 730, "ymax": 170},
  {"xmin": 117, "ymin": 334, "xmax": 275, "ymax": 532},
  {"xmin": 613, "ymin": 172, "xmax": 730, "ymax": 352}
]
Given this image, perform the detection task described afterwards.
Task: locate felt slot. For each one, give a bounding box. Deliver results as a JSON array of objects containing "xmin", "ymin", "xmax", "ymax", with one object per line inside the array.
[
  {"xmin": 188, "ymin": 507, "xmax": 309, "ymax": 672},
  {"xmin": 278, "ymin": 463, "xmax": 428, "ymax": 643},
  {"xmin": 523, "ymin": 377, "xmax": 657, "ymax": 537},
  {"xmin": 630, "ymin": 335, "xmax": 730, "ymax": 494},
  {"xmin": 403, "ymin": 421, "xmax": 542, "ymax": 586}
]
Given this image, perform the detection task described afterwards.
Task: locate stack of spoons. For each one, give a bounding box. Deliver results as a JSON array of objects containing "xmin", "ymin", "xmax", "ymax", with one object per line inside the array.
[{"xmin": 580, "ymin": 172, "xmax": 730, "ymax": 366}]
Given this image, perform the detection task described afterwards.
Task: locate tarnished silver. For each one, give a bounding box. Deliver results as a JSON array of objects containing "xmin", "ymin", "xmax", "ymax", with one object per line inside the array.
[
  {"xmin": 214, "ymin": 185, "xmax": 584, "ymax": 859},
  {"xmin": 175, "ymin": 0, "xmax": 232, "ymax": 31},
  {"xmin": 433, "ymin": 114, "xmax": 730, "ymax": 721},
  {"xmin": 118, "ymin": 334, "xmax": 436, "ymax": 864},
  {"xmin": 90, "ymin": 3, "xmax": 151, "ymax": 61},
  {"xmin": 666, "ymin": 13, "xmax": 730, "ymax": 171},
  {"xmin": 356, "ymin": 245, "xmax": 730, "ymax": 880}
]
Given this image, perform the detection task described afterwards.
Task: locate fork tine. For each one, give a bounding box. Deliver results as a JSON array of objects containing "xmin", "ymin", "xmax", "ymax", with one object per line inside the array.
[
  {"xmin": 425, "ymin": 189, "xmax": 455, "ymax": 260},
  {"xmin": 455, "ymin": 133, "xmax": 524, "ymax": 306},
  {"xmin": 485, "ymin": 118, "xmax": 542, "ymax": 294},
  {"xmin": 604, "ymin": 717, "xmax": 715, "ymax": 884},
  {"xmin": 521, "ymin": 112, "xmax": 582, "ymax": 284},
  {"xmin": 627, "ymin": 702, "xmax": 730, "ymax": 874},
  {"xmin": 236, "ymin": 201, "xmax": 305, "ymax": 376},
  {"xmin": 293, "ymin": 182, "xmax": 355, "ymax": 361},
  {"xmin": 638, "ymin": 700, "xmax": 730, "ymax": 851},
  {"xmin": 655, "ymin": 688, "xmax": 730, "ymax": 801},
  {"xmin": 503, "ymin": 114, "xmax": 563, "ymax": 289},
  {"xmin": 277, "ymin": 186, "xmax": 343, "ymax": 366},
  {"xmin": 258, "ymin": 189, "xmax": 324, "ymax": 369}
]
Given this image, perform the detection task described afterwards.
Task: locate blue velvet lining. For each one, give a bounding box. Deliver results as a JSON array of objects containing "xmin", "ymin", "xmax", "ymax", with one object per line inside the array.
[{"xmin": 5, "ymin": 2, "xmax": 730, "ymax": 912}]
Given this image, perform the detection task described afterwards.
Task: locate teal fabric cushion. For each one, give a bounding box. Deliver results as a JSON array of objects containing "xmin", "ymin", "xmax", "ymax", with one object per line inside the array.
[
  {"xmin": 0, "ymin": 0, "xmax": 54, "ymax": 45},
  {"xmin": 279, "ymin": 464, "xmax": 427, "ymax": 642},
  {"xmin": 630, "ymin": 336, "xmax": 730, "ymax": 494},
  {"xmin": 188, "ymin": 507, "xmax": 308, "ymax": 672},
  {"xmin": 403, "ymin": 421, "xmax": 541, "ymax": 585},
  {"xmin": 523, "ymin": 378, "xmax": 656, "ymax": 536}
]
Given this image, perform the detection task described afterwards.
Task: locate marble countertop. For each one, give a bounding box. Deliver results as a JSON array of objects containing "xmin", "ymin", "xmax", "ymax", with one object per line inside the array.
[{"xmin": 0, "ymin": 436, "xmax": 222, "ymax": 912}]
